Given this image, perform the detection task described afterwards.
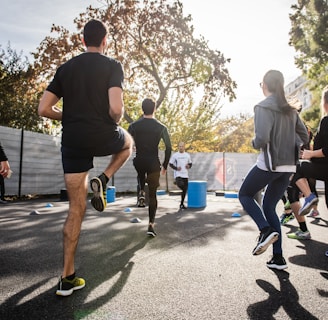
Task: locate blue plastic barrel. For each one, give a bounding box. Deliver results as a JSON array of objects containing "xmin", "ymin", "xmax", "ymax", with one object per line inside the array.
[
  {"xmin": 187, "ymin": 181, "xmax": 207, "ymax": 208},
  {"xmin": 106, "ymin": 186, "xmax": 116, "ymax": 203}
]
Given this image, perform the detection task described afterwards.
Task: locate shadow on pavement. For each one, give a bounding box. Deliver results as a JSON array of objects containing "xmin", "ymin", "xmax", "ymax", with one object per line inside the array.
[{"xmin": 247, "ymin": 270, "xmax": 319, "ymax": 320}]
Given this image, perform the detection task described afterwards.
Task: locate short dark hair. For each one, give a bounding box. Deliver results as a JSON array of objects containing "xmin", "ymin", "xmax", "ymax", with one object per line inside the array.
[
  {"xmin": 83, "ymin": 19, "xmax": 107, "ymax": 47},
  {"xmin": 142, "ymin": 98, "xmax": 156, "ymax": 115}
]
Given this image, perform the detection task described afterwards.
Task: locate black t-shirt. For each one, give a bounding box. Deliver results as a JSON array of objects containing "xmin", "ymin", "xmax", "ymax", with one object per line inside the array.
[
  {"xmin": 313, "ymin": 116, "xmax": 328, "ymax": 164},
  {"xmin": 128, "ymin": 117, "xmax": 172, "ymax": 169},
  {"xmin": 47, "ymin": 52, "xmax": 124, "ymax": 150}
]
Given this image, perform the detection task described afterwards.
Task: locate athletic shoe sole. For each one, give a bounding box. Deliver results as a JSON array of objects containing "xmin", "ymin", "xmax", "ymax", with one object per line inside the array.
[
  {"xmin": 299, "ymin": 197, "xmax": 319, "ymax": 216},
  {"xmin": 56, "ymin": 282, "xmax": 85, "ymax": 296},
  {"xmin": 266, "ymin": 263, "xmax": 288, "ymax": 270},
  {"xmin": 252, "ymin": 232, "xmax": 279, "ymax": 255},
  {"xmin": 280, "ymin": 215, "xmax": 294, "ymax": 225},
  {"xmin": 138, "ymin": 197, "xmax": 145, "ymax": 207},
  {"xmin": 287, "ymin": 233, "xmax": 311, "ymax": 240},
  {"xmin": 90, "ymin": 177, "xmax": 106, "ymax": 212}
]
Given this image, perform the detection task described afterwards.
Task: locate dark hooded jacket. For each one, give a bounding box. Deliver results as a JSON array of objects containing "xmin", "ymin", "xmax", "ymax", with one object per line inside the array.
[{"xmin": 252, "ymin": 94, "xmax": 309, "ymax": 171}]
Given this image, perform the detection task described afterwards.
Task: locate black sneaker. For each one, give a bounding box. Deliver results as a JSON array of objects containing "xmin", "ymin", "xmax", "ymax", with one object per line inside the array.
[
  {"xmin": 266, "ymin": 254, "xmax": 288, "ymax": 270},
  {"xmin": 56, "ymin": 274, "xmax": 85, "ymax": 296},
  {"xmin": 147, "ymin": 225, "xmax": 157, "ymax": 237},
  {"xmin": 179, "ymin": 204, "xmax": 186, "ymax": 210},
  {"xmin": 90, "ymin": 175, "xmax": 107, "ymax": 212},
  {"xmin": 138, "ymin": 190, "xmax": 146, "ymax": 207},
  {"xmin": 252, "ymin": 227, "xmax": 279, "ymax": 255}
]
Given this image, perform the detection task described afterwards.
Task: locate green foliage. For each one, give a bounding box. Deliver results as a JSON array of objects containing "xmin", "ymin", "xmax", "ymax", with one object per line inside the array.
[
  {"xmin": 216, "ymin": 114, "xmax": 255, "ymax": 153},
  {"xmin": 0, "ymin": 44, "xmax": 43, "ymax": 131},
  {"xmin": 33, "ymin": 0, "xmax": 236, "ymax": 127},
  {"xmin": 289, "ymin": 0, "xmax": 328, "ymax": 86},
  {"xmin": 301, "ymin": 88, "xmax": 322, "ymax": 133}
]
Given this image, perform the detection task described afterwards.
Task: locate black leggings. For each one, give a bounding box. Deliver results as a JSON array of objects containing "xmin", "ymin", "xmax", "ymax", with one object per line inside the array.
[
  {"xmin": 133, "ymin": 157, "xmax": 160, "ymax": 224},
  {"xmin": 176, "ymin": 177, "xmax": 188, "ymax": 204},
  {"xmin": 287, "ymin": 176, "xmax": 317, "ymax": 204},
  {"xmin": 293, "ymin": 161, "xmax": 328, "ymax": 207},
  {"xmin": 0, "ymin": 175, "xmax": 4, "ymax": 200}
]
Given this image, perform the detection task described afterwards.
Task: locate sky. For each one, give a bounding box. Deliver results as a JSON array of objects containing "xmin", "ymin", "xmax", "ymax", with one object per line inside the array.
[{"xmin": 0, "ymin": 0, "xmax": 301, "ymax": 117}]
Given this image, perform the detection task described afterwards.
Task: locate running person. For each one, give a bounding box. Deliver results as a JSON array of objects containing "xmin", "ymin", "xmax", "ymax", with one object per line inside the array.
[
  {"xmin": 169, "ymin": 142, "xmax": 192, "ymax": 209},
  {"xmin": 128, "ymin": 98, "xmax": 172, "ymax": 237},
  {"xmin": 38, "ymin": 19, "xmax": 133, "ymax": 296},
  {"xmin": 238, "ymin": 70, "xmax": 308, "ymax": 270}
]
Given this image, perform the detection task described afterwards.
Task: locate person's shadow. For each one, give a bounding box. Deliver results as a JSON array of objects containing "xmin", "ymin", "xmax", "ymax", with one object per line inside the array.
[
  {"xmin": 247, "ymin": 270, "xmax": 318, "ymax": 320},
  {"xmin": 0, "ymin": 225, "xmax": 149, "ymax": 320}
]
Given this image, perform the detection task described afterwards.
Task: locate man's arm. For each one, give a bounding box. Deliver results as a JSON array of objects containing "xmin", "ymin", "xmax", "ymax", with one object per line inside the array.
[
  {"xmin": 161, "ymin": 127, "xmax": 172, "ymax": 170},
  {"xmin": 38, "ymin": 91, "xmax": 62, "ymax": 120},
  {"xmin": 108, "ymin": 87, "xmax": 124, "ymax": 124}
]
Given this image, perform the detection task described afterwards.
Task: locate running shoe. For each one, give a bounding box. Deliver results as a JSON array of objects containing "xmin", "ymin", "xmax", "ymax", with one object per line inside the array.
[
  {"xmin": 56, "ymin": 274, "xmax": 85, "ymax": 296},
  {"xmin": 284, "ymin": 200, "xmax": 291, "ymax": 211},
  {"xmin": 287, "ymin": 229, "xmax": 311, "ymax": 240},
  {"xmin": 299, "ymin": 193, "xmax": 319, "ymax": 216},
  {"xmin": 179, "ymin": 204, "xmax": 187, "ymax": 210},
  {"xmin": 280, "ymin": 213, "xmax": 294, "ymax": 225},
  {"xmin": 147, "ymin": 224, "xmax": 157, "ymax": 237},
  {"xmin": 90, "ymin": 175, "xmax": 107, "ymax": 212},
  {"xmin": 308, "ymin": 208, "xmax": 320, "ymax": 219},
  {"xmin": 252, "ymin": 227, "xmax": 279, "ymax": 255},
  {"xmin": 266, "ymin": 255, "xmax": 288, "ymax": 270},
  {"xmin": 138, "ymin": 190, "xmax": 146, "ymax": 207}
]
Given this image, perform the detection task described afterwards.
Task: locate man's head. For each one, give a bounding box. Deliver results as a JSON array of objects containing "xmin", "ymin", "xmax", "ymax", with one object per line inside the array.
[
  {"xmin": 83, "ymin": 19, "xmax": 107, "ymax": 47},
  {"xmin": 178, "ymin": 142, "xmax": 185, "ymax": 153},
  {"xmin": 142, "ymin": 98, "xmax": 156, "ymax": 115}
]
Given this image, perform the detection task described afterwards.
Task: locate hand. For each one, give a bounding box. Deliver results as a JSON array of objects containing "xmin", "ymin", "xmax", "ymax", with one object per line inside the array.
[
  {"xmin": 0, "ymin": 161, "xmax": 11, "ymax": 178},
  {"xmin": 185, "ymin": 164, "xmax": 190, "ymax": 169},
  {"xmin": 177, "ymin": 166, "xmax": 181, "ymax": 171},
  {"xmin": 301, "ymin": 149, "xmax": 312, "ymax": 160},
  {"xmin": 161, "ymin": 168, "xmax": 166, "ymax": 175}
]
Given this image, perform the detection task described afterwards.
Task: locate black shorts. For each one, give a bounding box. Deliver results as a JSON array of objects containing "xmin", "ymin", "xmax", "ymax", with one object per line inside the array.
[{"xmin": 62, "ymin": 127, "xmax": 126, "ymax": 173}]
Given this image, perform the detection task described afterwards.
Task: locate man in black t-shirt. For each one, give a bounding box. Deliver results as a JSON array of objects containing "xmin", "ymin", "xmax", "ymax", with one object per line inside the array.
[
  {"xmin": 38, "ymin": 19, "xmax": 133, "ymax": 297},
  {"xmin": 128, "ymin": 99, "xmax": 172, "ymax": 237}
]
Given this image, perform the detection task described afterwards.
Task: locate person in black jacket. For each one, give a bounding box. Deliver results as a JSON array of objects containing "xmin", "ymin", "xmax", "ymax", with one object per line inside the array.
[
  {"xmin": 128, "ymin": 98, "xmax": 172, "ymax": 237},
  {"xmin": 293, "ymin": 86, "xmax": 328, "ymax": 214},
  {"xmin": 0, "ymin": 141, "xmax": 11, "ymax": 203}
]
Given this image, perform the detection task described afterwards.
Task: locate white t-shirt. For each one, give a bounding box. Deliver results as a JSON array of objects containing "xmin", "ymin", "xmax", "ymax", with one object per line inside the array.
[{"xmin": 169, "ymin": 151, "xmax": 192, "ymax": 178}]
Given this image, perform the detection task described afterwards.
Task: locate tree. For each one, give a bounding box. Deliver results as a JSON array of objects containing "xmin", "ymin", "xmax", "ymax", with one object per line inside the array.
[
  {"xmin": 289, "ymin": 0, "xmax": 328, "ymax": 86},
  {"xmin": 33, "ymin": 0, "xmax": 236, "ymax": 133},
  {"xmin": 216, "ymin": 114, "xmax": 254, "ymax": 153},
  {"xmin": 0, "ymin": 44, "xmax": 43, "ymax": 131}
]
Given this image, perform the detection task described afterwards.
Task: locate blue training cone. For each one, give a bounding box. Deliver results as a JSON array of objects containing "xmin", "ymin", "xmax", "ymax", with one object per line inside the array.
[
  {"xmin": 231, "ymin": 212, "xmax": 241, "ymax": 218},
  {"xmin": 45, "ymin": 203, "xmax": 53, "ymax": 208},
  {"xmin": 124, "ymin": 207, "xmax": 132, "ymax": 213}
]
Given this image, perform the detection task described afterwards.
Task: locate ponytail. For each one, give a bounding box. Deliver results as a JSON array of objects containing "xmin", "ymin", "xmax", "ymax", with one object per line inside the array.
[{"xmin": 263, "ymin": 70, "xmax": 293, "ymax": 113}]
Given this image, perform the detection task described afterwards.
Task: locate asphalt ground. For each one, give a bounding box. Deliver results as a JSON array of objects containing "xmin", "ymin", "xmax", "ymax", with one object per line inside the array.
[{"xmin": 0, "ymin": 192, "xmax": 327, "ymax": 320}]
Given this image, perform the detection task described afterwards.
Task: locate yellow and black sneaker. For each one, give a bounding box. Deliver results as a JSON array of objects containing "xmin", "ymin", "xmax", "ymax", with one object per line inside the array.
[
  {"xmin": 90, "ymin": 175, "xmax": 107, "ymax": 212},
  {"xmin": 56, "ymin": 274, "xmax": 85, "ymax": 296}
]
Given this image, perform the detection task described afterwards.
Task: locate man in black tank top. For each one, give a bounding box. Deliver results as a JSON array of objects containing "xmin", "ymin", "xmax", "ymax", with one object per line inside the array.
[{"xmin": 128, "ymin": 99, "xmax": 172, "ymax": 237}]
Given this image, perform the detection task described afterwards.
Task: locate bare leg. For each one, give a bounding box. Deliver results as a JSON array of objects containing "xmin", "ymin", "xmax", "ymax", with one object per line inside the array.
[
  {"xmin": 290, "ymin": 201, "xmax": 305, "ymax": 224},
  {"xmin": 103, "ymin": 129, "xmax": 133, "ymax": 179},
  {"xmin": 295, "ymin": 178, "xmax": 312, "ymax": 197},
  {"xmin": 62, "ymin": 172, "xmax": 88, "ymax": 278}
]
